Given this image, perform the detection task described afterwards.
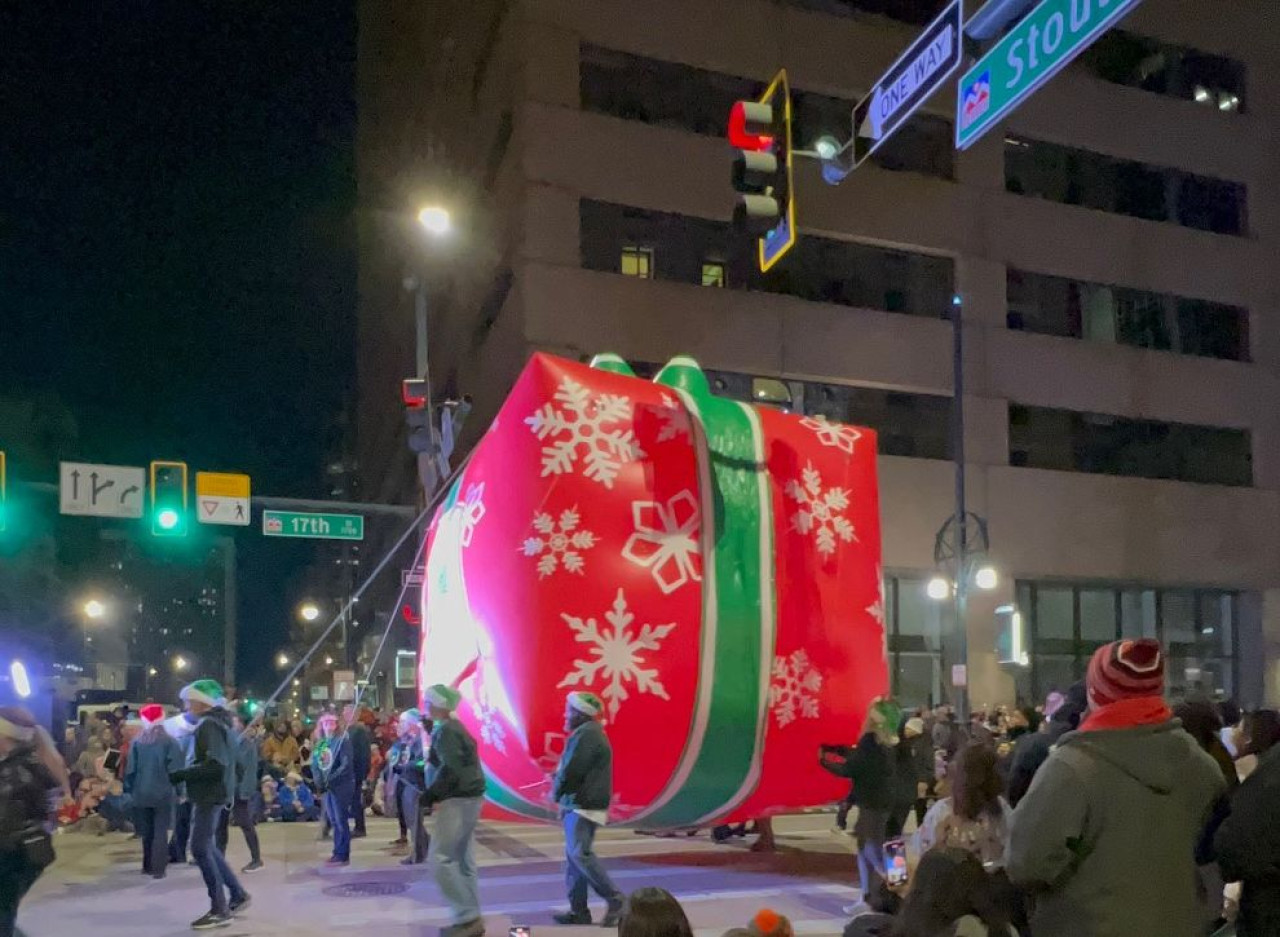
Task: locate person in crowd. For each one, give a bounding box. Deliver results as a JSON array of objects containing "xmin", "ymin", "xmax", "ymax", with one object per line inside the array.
[
  {"xmin": 313, "ymin": 712, "xmax": 354, "ymax": 866},
  {"xmin": 229, "ymin": 710, "xmax": 264, "ymax": 873},
  {"xmin": 1004, "ymin": 682, "xmax": 1087, "ymax": 808},
  {"xmin": 822, "ymin": 698, "xmax": 900, "ymax": 912},
  {"xmin": 389, "ymin": 709, "xmax": 429, "ymax": 865},
  {"xmin": 843, "ymin": 881, "xmax": 902, "ymax": 937},
  {"xmin": 169, "ymin": 679, "xmax": 250, "ymax": 930},
  {"xmin": 275, "ymin": 772, "xmax": 319, "ymax": 821},
  {"xmin": 343, "ymin": 704, "xmax": 372, "ymax": 839},
  {"xmin": 618, "ymin": 887, "xmax": 694, "ymax": 937},
  {"xmin": 73, "ymin": 737, "xmax": 105, "ymax": 781},
  {"xmin": 931, "ymin": 707, "xmax": 963, "ymax": 760},
  {"xmin": 1215, "ymin": 715, "xmax": 1280, "ymax": 937},
  {"xmin": 0, "ymin": 706, "xmax": 58, "ymax": 937},
  {"xmin": 260, "ymin": 721, "xmax": 300, "ymax": 778},
  {"xmin": 1173, "ymin": 699, "xmax": 1236, "ymax": 931},
  {"xmin": 1236, "ymin": 709, "xmax": 1280, "ymax": 781},
  {"xmin": 748, "ymin": 909, "xmax": 794, "ymax": 937},
  {"xmin": 890, "ymin": 847, "xmax": 1018, "ymax": 937},
  {"xmin": 1218, "ymin": 699, "xmax": 1242, "ymax": 758},
  {"xmin": 888, "ymin": 715, "xmax": 932, "ymax": 837},
  {"xmin": 123, "ymin": 703, "xmax": 183, "ymax": 879},
  {"xmin": 258, "ymin": 776, "xmax": 278, "ymax": 821},
  {"xmin": 552, "ymin": 692, "xmax": 624, "ymax": 926},
  {"xmin": 1007, "ymin": 639, "xmax": 1224, "ymax": 937},
  {"xmin": 166, "ymin": 710, "xmax": 199, "ymax": 865},
  {"xmin": 916, "ymin": 742, "xmax": 1012, "ymax": 868},
  {"xmin": 422, "ymin": 684, "xmax": 486, "ymax": 937}
]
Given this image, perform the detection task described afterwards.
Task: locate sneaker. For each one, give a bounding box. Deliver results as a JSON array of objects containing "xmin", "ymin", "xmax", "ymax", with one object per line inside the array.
[
  {"xmin": 553, "ymin": 911, "xmax": 591, "ymax": 926},
  {"xmin": 241, "ymin": 860, "xmax": 264, "ymax": 874},
  {"xmin": 191, "ymin": 912, "xmax": 231, "ymax": 930},
  {"xmin": 442, "ymin": 920, "xmax": 485, "ymax": 937},
  {"xmin": 151, "ymin": 872, "xmax": 166, "ymax": 880},
  {"xmin": 389, "ymin": 836, "xmax": 408, "ymax": 846},
  {"xmin": 841, "ymin": 902, "xmax": 869, "ymax": 916},
  {"xmin": 229, "ymin": 894, "xmax": 251, "ymax": 916},
  {"xmin": 600, "ymin": 901, "xmax": 624, "ymax": 928},
  {"xmin": 325, "ymin": 856, "xmax": 350, "ymax": 867}
]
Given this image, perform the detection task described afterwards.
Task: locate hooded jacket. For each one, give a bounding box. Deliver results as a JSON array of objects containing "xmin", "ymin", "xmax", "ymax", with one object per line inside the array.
[
  {"xmin": 554, "ymin": 719, "xmax": 613, "ymax": 813},
  {"xmin": 423, "ymin": 717, "xmax": 485, "ymax": 806},
  {"xmin": 1007, "ymin": 720, "xmax": 1225, "ymax": 937},
  {"xmin": 1214, "ymin": 743, "xmax": 1280, "ymax": 937},
  {"xmin": 170, "ymin": 707, "xmax": 238, "ymax": 807}
]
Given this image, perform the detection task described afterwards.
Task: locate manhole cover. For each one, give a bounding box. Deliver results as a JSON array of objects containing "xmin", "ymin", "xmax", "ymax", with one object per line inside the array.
[{"xmin": 323, "ymin": 881, "xmax": 410, "ymax": 898}]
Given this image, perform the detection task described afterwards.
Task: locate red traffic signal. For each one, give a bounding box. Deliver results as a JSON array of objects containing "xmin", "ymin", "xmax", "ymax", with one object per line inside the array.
[{"xmin": 728, "ymin": 101, "xmax": 774, "ymax": 151}]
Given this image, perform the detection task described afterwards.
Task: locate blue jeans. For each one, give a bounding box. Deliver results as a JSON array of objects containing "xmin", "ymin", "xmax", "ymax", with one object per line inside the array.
[
  {"xmin": 564, "ymin": 812, "xmax": 622, "ymax": 915},
  {"xmin": 325, "ymin": 785, "xmax": 352, "ymax": 861},
  {"xmin": 190, "ymin": 804, "xmax": 245, "ymax": 916},
  {"xmin": 430, "ymin": 797, "xmax": 483, "ymax": 925}
]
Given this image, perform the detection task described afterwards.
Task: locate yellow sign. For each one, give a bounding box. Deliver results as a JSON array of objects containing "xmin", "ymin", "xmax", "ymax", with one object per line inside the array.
[{"xmin": 195, "ymin": 471, "xmax": 251, "ymax": 526}]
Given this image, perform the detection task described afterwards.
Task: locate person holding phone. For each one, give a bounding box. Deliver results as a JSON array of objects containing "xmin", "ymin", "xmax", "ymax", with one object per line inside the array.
[{"xmin": 551, "ymin": 692, "xmax": 624, "ymax": 927}]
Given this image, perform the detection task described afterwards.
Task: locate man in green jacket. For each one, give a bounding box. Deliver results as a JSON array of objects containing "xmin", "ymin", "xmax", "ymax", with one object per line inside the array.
[
  {"xmin": 552, "ymin": 692, "xmax": 624, "ymax": 927},
  {"xmin": 423, "ymin": 684, "xmax": 486, "ymax": 937},
  {"xmin": 1007, "ymin": 639, "xmax": 1224, "ymax": 937}
]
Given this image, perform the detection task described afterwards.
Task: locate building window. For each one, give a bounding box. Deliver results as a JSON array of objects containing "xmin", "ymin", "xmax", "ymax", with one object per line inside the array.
[
  {"xmin": 1009, "ymin": 404, "xmax": 1253, "ymax": 487},
  {"xmin": 1007, "ymin": 269, "xmax": 1249, "ymax": 362},
  {"xmin": 1080, "ymin": 31, "xmax": 1246, "ymax": 112},
  {"xmin": 620, "ymin": 246, "xmax": 653, "ymax": 278},
  {"xmin": 1005, "ymin": 137, "xmax": 1247, "ymax": 236},
  {"xmin": 1016, "ymin": 582, "xmax": 1238, "ymax": 702},
  {"xmin": 701, "ymin": 261, "xmax": 726, "ymax": 288},
  {"xmin": 886, "ymin": 575, "xmax": 947, "ymax": 708}
]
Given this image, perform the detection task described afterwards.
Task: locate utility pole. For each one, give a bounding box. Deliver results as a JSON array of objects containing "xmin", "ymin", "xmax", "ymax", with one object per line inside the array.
[
  {"xmin": 950, "ymin": 295, "xmax": 969, "ymax": 720},
  {"xmin": 220, "ymin": 536, "xmax": 237, "ymax": 689}
]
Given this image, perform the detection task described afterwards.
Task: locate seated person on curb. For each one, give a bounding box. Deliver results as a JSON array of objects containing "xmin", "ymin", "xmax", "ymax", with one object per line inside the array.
[{"xmin": 276, "ymin": 772, "xmax": 320, "ymax": 821}]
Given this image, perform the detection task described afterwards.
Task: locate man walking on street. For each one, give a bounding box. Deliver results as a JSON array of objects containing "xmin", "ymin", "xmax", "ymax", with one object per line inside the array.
[
  {"xmin": 344, "ymin": 704, "xmax": 372, "ymax": 839},
  {"xmin": 422, "ymin": 684, "xmax": 486, "ymax": 937},
  {"xmin": 170, "ymin": 679, "xmax": 250, "ymax": 931},
  {"xmin": 314, "ymin": 712, "xmax": 355, "ymax": 867},
  {"xmin": 390, "ymin": 709, "xmax": 429, "ymax": 865},
  {"xmin": 1007, "ymin": 639, "xmax": 1224, "ymax": 937},
  {"xmin": 552, "ymin": 692, "xmax": 624, "ymax": 927}
]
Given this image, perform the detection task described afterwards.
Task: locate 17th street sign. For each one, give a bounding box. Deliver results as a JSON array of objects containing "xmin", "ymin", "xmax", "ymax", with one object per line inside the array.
[
  {"xmin": 853, "ymin": 0, "xmax": 963, "ymax": 168},
  {"xmin": 262, "ymin": 510, "xmax": 364, "ymax": 541},
  {"xmin": 956, "ymin": 0, "xmax": 1145, "ymax": 149}
]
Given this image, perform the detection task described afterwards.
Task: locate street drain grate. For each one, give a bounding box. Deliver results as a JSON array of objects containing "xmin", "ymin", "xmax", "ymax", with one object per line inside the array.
[{"xmin": 323, "ymin": 881, "xmax": 410, "ymax": 898}]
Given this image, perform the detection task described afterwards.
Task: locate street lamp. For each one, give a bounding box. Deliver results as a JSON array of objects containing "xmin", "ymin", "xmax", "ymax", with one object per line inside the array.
[
  {"xmin": 417, "ymin": 205, "xmax": 451, "ymax": 236},
  {"xmin": 83, "ymin": 599, "xmax": 107, "ymax": 620},
  {"xmin": 147, "ymin": 667, "xmax": 158, "ymax": 677},
  {"xmin": 298, "ymin": 602, "xmax": 320, "ymax": 623},
  {"xmin": 926, "ymin": 576, "xmax": 951, "ymax": 601},
  {"xmin": 324, "ymin": 656, "xmax": 334, "ymax": 666},
  {"xmin": 276, "ymin": 652, "xmax": 290, "ymax": 668},
  {"xmin": 974, "ymin": 565, "xmax": 999, "ymax": 591},
  {"xmin": 173, "ymin": 655, "xmax": 189, "ymax": 672}
]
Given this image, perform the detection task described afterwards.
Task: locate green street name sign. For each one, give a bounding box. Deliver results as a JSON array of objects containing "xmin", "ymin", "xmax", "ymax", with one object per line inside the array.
[
  {"xmin": 262, "ymin": 510, "xmax": 364, "ymax": 541},
  {"xmin": 956, "ymin": 0, "xmax": 1144, "ymax": 149}
]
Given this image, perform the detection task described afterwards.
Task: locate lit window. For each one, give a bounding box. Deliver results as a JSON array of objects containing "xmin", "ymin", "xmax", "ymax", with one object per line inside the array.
[
  {"xmin": 701, "ymin": 262, "xmax": 725, "ymax": 287},
  {"xmin": 620, "ymin": 246, "xmax": 653, "ymax": 278}
]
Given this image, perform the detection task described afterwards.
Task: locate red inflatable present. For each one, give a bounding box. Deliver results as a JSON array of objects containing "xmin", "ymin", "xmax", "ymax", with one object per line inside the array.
[{"xmin": 417, "ymin": 352, "xmax": 886, "ymax": 826}]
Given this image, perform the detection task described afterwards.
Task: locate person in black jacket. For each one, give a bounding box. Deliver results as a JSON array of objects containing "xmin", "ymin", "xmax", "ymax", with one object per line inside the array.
[
  {"xmin": 343, "ymin": 704, "xmax": 372, "ymax": 839},
  {"xmin": 169, "ymin": 679, "xmax": 250, "ymax": 931},
  {"xmin": 1004, "ymin": 682, "xmax": 1086, "ymax": 808},
  {"xmin": 388, "ymin": 710, "xmax": 429, "ymax": 866},
  {"xmin": 1215, "ymin": 741, "xmax": 1280, "ymax": 936},
  {"xmin": 552, "ymin": 692, "xmax": 624, "ymax": 927},
  {"xmin": 0, "ymin": 706, "xmax": 57, "ymax": 937},
  {"xmin": 313, "ymin": 711, "xmax": 355, "ymax": 867}
]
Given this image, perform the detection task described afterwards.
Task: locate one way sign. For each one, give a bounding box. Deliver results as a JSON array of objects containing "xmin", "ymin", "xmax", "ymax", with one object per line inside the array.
[
  {"xmin": 60, "ymin": 462, "xmax": 146, "ymax": 519},
  {"xmin": 196, "ymin": 471, "xmax": 251, "ymax": 527}
]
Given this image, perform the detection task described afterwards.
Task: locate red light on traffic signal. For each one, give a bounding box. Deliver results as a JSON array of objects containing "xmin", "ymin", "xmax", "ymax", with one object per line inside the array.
[{"xmin": 728, "ymin": 101, "xmax": 774, "ymax": 151}]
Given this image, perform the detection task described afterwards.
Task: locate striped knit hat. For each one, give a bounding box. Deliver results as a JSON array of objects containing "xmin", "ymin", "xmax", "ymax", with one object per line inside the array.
[{"xmin": 1087, "ymin": 639, "xmax": 1165, "ymax": 707}]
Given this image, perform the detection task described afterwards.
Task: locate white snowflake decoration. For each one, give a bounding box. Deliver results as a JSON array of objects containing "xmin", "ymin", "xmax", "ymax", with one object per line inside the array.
[
  {"xmin": 456, "ymin": 482, "xmax": 486, "ymax": 547},
  {"xmin": 655, "ymin": 394, "xmax": 692, "ymax": 443},
  {"xmin": 800, "ymin": 415, "xmax": 862, "ymax": 455},
  {"xmin": 471, "ymin": 694, "xmax": 507, "ymax": 753},
  {"xmin": 867, "ymin": 566, "xmax": 886, "ymax": 629},
  {"xmin": 621, "ymin": 491, "xmax": 701, "ymax": 595},
  {"xmin": 525, "ymin": 377, "xmax": 644, "ymax": 488},
  {"xmin": 557, "ymin": 589, "xmax": 675, "ymax": 721},
  {"xmin": 522, "ymin": 507, "xmax": 596, "ymax": 577},
  {"xmin": 786, "ymin": 461, "xmax": 856, "ymax": 557},
  {"xmin": 769, "ymin": 649, "xmax": 823, "ymax": 728}
]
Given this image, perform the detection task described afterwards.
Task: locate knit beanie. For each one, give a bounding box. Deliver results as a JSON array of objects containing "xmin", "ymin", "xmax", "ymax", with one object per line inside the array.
[
  {"xmin": 568, "ymin": 691, "xmax": 604, "ymax": 717},
  {"xmin": 903, "ymin": 716, "xmax": 925, "ymax": 738},
  {"xmin": 180, "ymin": 679, "xmax": 226, "ymax": 708},
  {"xmin": 1087, "ymin": 639, "xmax": 1165, "ymax": 707},
  {"xmin": 139, "ymin": 704, "xmax": 166, "ymax": 727},
  {"xmin": 749, "ymin": 909, "xmax": 794, "ymax": 937},
  {"xmin": 398, "ymin": 708, "xmax": 422, "ymax": 729},
  {"xmin": 426, "ymin": 684, "xmax": 461, "ymax": 711}
]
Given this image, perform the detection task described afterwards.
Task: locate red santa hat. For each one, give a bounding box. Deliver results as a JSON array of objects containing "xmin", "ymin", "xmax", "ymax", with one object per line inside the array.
[{"xmin": 139, "ymin": 704, "xmax": 166, "ymax": 727}]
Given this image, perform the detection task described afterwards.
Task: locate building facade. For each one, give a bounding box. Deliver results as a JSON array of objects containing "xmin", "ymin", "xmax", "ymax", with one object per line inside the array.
[{"xmin": 357, "ymin": 0, "xmax": 1280, "ymax": 709}]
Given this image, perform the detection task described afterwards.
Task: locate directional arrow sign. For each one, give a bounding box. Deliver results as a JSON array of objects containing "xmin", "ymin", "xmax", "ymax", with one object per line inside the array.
[
  {"xmin": 196, "ymin": 471, "xmax": 251, "ymax": 527},
  {"xmin": 59, "ymin": 462, "xmax": 146, "ymax": 519},
  {"xmin": 956, "ymin": 0, "xmax": 1145, "ymax": 149},
  {"xmin": 852, "ymin": 0, "xmax": 963, "ymax": 168}
]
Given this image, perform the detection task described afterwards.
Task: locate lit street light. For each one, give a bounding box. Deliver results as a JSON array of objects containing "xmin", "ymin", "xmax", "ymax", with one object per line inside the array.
[
  {"xmin": 173, "ymin": 655, "xmax": 189, "ymax": 672},
  {"xmin": 83, "ymin": 599, "xmax": 107, "ymax": 620},
  {"xmin": 417, "ymin": 205, "xmax": 451, "ymax": 236},
  {"xmin": 974, "ymin": 565, "xmax": 999, "ymax": 591},
  {"xmin": 276, "ymin": 653, "xmax": 290, "ymax": 668},
  {"xmin": 324, "ymin": 656, "xmax": 334, "ymax": 666},
  {"xmin": 147, "ymin": 667, "xmax": 158, "ymax": 677},
  {"xmin": 298, "ymin": 602, "xmax": 320, "ymax": 623},
  {"xmin": 926, "ymin": 576, "xmax": 951, "ymax": 601}
]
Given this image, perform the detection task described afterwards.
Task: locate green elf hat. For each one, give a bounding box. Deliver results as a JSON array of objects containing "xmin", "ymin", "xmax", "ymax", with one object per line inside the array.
[
  {"xmin": 567, "ymin": 691, "xmax": 604, "ymax": 717},
  {"xmin": 425, "ymin": 684, "xmax": 461, "ymax": 711},
  {"xmin": 180, "ymin": 679, "xmax": 226, "ymax": 709},
  {"xmin": 866, "ymin": 697, "xmax": 903, "ymax": 745}
]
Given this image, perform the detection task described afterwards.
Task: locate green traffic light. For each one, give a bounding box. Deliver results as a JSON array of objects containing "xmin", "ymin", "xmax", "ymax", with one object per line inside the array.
[{"xmin": 157, "ymin": 508, "xmax": 180, "ymax": 530}]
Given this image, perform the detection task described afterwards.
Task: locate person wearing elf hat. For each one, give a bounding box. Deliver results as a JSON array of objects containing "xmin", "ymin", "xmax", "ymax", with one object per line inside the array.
[
  {"xmin": 123, "ymin": 703, "xmax": 183, "ymax": 879},
  {"xmin": 552, "ymin": 691, "xmax": 625, "ymax": 926},
  {"xmin": 1007, "ymin": 639, "xmax": 1225, "ymax": 937},
  {"xmin": 422, "ymin": 684, "xmax": 486, "ymax": 937},
  {"xmin": 169, "ymin": 678, "xmax": 251, "ymax": 930}
]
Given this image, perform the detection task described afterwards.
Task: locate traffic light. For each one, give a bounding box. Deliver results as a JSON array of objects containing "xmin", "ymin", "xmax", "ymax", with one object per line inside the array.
[
  {"xmin": 149, "ymin": 460, "xmax": 188, "ymax": 537},
  {"xmin": 730, "ymin": 69, "xmax": 796, "ymax": 272},
  {"xmin": 403, "ymin": 380, "xmax": 436, "ymax": 456}
]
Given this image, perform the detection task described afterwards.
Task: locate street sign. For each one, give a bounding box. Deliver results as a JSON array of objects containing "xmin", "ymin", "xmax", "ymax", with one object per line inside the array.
[
  {"xmin": 956, "ymin": 0, "xmax": 1145, "ymax": 149},
  {"xmin": 195, "ymin": 471, "xmax": 251, "ymax": 526},
  {"xmin": 401, "ymin": 568, "xmax": 425, "ymax": 589},
  {"xmin": 262, "ymin": 509, "xmax": 364, "ymax": 541},
  {"xmin": 59, "ymin": 462, "xmax": 146, "ymax": 519},
  {"xmin": 852, "ymin": 0, "xmax": 963, "ymax": 167},
  {"xmin": 333, "ymin": 670, "xmax": 356, "ymax": 701}
]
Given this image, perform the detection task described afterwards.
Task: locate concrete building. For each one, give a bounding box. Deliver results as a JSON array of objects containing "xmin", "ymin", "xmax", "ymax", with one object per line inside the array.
[{"xmin": 357, "ymin": 0, "xmax": 1280, "ymax": 709}]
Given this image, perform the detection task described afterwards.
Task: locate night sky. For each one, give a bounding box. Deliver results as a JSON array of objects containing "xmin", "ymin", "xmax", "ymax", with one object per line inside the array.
[{"xmin": 1, "ymin": 2, "xmax": 358, "ymax": 690}]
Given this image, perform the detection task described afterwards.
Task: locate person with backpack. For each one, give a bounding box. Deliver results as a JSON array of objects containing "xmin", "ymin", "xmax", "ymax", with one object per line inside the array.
[
  {"xmin": 0, "ymin": 706, "xmax": 58, "ymax": 937},
  {"xmin": 915, "ymin": 743, "xmax": 1012, "ymax": 868}
]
